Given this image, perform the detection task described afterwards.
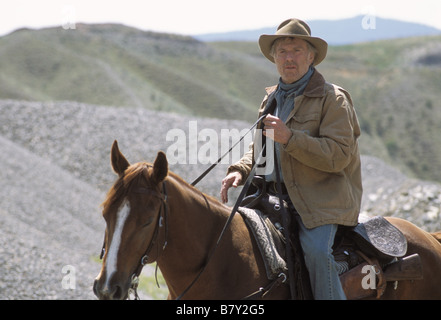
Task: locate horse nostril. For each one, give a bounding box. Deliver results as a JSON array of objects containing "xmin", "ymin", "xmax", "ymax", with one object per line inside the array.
[
  {"xmin": 93, "ymin": 279, "xmax": 99, "ymax": 297},
  {"xmin": 93, "ymin": 279, "xmax": 103, "ymax": 299},
  {"xmin": 112, "ymin": 285, "xmax": 123, "ymax": 300},
  {"xmin": 93, "ymin": 279, "xmax": 111, "ymax": 300}
]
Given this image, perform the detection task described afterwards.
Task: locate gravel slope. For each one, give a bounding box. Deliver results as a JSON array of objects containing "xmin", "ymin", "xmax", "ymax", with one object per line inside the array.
[
  {"xmin": 0, "ymin": 134, "xmax": 102, "ymax": 299},
  {"xmin": 0, "ymin": 99, "xmax": 440, "ymax": 299}
]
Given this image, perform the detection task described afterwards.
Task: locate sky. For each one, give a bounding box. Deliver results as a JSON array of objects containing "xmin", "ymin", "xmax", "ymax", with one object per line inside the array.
[{"xmin": 1, "ymin": 0, "xmax": 440, "ymax": 37}]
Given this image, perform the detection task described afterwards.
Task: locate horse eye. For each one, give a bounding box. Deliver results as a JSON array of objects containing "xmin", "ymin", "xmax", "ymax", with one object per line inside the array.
[{"xmin": 142, "ymin": 217, "xmax": 154, "ymax": 228}]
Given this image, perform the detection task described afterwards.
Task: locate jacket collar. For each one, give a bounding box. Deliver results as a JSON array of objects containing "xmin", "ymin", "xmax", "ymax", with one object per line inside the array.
[{"xmin": 303, "ymin": 69, "xmax": 326, "ymax": 97}]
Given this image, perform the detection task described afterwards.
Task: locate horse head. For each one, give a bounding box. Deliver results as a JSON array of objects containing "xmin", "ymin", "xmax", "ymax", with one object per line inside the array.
[{"xmin": 93, "ymin": 140, "xmax": 168, "ymax": 300}]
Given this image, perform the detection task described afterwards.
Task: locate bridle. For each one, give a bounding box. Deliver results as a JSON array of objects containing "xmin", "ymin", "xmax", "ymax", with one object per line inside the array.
[{"xmin": 99, "ymin": 180, "xmax": 169, "ymax": 300}]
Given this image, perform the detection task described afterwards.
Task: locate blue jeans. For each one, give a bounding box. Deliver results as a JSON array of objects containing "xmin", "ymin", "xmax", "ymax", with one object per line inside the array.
[{"xmin": 295, "ymin": 215, "xmax": 347, "ymax": 300}]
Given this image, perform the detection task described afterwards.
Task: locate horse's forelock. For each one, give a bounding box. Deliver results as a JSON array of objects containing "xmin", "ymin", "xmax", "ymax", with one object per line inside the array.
[
  {"xmin": 102, "ymin": 162, "xmax": 153, "ymax": 209},
  {"xmin": 122, "ymin": 162, "xmax": 152, "ymax": 187}
]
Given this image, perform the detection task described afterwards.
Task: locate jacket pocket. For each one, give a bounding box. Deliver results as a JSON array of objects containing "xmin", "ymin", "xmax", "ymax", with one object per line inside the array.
[{"xmin": 291, "ymin": 112, "xmax": 320, "ymax": 136}]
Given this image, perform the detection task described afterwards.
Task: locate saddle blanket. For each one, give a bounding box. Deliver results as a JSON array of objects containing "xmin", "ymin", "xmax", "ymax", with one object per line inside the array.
[
  {"xmin": 238, "ymin": 207, "xmax": 287, "ymax": 280},
  {"xmin": 238, "ymin": 206, "xmax": 407, "ymax": 282}
]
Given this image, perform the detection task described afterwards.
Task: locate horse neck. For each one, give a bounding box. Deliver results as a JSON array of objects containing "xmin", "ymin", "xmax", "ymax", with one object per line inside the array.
[{"xmin": 157, "ymin": 174, "xmax": 230, "ymax": 290}]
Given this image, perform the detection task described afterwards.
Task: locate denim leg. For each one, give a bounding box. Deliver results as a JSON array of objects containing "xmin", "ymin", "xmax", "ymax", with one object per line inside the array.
[{"xmin": 295, "ymin": 216, "xmax": 346, "ymax": 300}]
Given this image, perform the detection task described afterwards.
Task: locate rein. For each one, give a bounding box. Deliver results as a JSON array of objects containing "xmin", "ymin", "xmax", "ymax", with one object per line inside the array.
[
  {"xmin": 143, "ymin": 112, "xmax": 284, "ymax": 299},
  {"xmin": 190, "ymin": 114, "xmax": 266, "ymax": 186},
  {"xmin": 176, "ymin": 146, "xmax": 267, "ymax": 300},
  {"xmin": 173, "ymin": 114, "xmax": 273, "ymax": 299}
]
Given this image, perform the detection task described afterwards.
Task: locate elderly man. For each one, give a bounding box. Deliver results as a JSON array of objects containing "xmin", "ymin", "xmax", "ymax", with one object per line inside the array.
[{"xmin": 220, "ymin": 18, "xmax": 362, "ymax": 300}]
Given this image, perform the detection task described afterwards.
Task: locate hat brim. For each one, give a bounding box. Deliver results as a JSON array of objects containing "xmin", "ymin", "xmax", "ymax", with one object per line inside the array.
[{"xmin": 259, "ymin": 34, "xmax": 328, "ymax": 66}]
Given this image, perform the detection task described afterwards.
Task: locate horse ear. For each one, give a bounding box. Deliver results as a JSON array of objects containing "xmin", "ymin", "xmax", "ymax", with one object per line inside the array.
[
  {"xmin": 111, "ymin": 140, "xmax": 130, "ymax": 176},
  {"xmin": 152, "ymin": 151, "xmax": 168, "ymax": 184}
]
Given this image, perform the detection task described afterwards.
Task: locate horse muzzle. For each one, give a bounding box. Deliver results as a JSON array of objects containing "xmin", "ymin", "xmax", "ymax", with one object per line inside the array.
[{"xmin": 93, "ymin": 277, "xmax": 128, "ymax": 300}]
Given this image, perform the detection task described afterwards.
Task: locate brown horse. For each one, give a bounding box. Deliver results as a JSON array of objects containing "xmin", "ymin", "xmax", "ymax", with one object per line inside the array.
[{"xmin": 93, "ymin": 141, "xmax": 441, "ymax": 300}]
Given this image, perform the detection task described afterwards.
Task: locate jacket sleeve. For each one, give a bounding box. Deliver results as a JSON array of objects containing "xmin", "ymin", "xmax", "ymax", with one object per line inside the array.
[
  {"xmin": 226, "ymin": 142, "xmax": 254, "ymax": 183},
  {"xmin": 282, "ymin": 87, "xmax": 361, "ymax": 173}
]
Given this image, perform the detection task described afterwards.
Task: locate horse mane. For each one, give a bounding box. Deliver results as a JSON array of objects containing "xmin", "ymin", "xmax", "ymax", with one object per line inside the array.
[
  {"xmin": 432, "ymin": 232, "xmax": 441, "ymax": 244},
  {"xmin": 166, "ymin": 169, "xmax": 228, "ymax": 211},
  {"xmin": 101, "ymin": 161, "xmax": 226, "ymax": 212}
]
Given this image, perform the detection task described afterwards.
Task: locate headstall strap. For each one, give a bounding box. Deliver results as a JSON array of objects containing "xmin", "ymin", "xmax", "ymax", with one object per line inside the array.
[
  {"xmin": 99, "ymin": 236, "xmax": 106, "ymax": 260},
  {"xmin": 129, "ymin": 181, "xmax": 169, "ymax": 299}
]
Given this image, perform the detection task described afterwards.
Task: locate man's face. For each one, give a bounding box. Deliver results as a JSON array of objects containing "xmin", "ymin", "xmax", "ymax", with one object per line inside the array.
[{"xmin": 273, "ymin": 38, "xmax": 315, "ymax": 84}]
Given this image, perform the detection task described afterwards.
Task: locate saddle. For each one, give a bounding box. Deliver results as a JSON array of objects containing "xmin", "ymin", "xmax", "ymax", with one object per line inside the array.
[{"xmin": 240, "ymin": 177, "xmax": 423, "ymax": 300}]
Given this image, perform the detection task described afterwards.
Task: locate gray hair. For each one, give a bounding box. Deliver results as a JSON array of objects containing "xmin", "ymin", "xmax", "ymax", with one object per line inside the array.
[{"xmin": 270, "ymin": 37, "xmax": 317, "ymax": 60}]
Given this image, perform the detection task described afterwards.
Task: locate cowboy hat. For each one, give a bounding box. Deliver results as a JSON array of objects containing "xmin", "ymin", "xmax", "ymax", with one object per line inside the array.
[{"xmin": 259, "ymin": 18, "xmax": 328, "ymax": 66}]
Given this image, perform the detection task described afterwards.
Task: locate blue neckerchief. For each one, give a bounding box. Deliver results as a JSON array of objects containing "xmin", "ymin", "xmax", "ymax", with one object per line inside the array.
[
  {"xmin": 266, "ymin": 66, "xmax": 314, "ymax": 183},
  {"xmin": 274, "ymin": 65, "xmax": 314, "ymax": 122}
]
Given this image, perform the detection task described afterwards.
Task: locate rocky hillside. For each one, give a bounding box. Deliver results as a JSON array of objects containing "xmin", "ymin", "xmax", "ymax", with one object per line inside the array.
[
  {"xmin": 361, "ymin": 155, "xmax": 441, "ymax": 232},
  {"xmin": 0, "ymin": 99, "xmax": 440, "ymax": 299}
]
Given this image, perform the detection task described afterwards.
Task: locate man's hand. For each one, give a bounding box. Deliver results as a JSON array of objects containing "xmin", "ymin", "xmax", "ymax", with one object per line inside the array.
[
  {"xmin": 220, "ymin": 171, "xmax": 242, "ymax": 203},
  {"xmin": 263, "ymin": 114, "xmax": 293, "ymax": 145}
]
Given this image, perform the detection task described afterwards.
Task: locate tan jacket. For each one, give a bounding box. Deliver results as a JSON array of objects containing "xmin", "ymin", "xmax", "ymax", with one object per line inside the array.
[{"xmin": 228, "ymin": 70, "xmax": 362, "ymax": 228}]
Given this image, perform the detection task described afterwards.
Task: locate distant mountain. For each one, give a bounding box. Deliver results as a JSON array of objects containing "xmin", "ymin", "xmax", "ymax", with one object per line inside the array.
[{"xmin": 194, "ymin": 15, "xmax": 441, "ymax": 45}]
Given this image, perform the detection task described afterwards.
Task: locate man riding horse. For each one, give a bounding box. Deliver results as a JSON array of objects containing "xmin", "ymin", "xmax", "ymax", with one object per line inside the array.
[{"xmin": 220, "ymin": 18, "xmax": 362, "ymax": 300}]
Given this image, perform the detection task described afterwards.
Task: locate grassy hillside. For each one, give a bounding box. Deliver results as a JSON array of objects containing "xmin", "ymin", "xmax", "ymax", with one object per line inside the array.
[
  {"xmin": 1, "ymin": 24, "xmax": 440, "ymax": 182},
  {"xmin": 0, "ymin": 24, "xmax": 276, "ymax": 121}
]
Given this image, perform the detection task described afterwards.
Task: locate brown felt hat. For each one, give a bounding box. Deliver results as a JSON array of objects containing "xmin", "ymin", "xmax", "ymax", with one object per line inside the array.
[{"xmin": 259, "ymin": 18, "xmax": 328, "ymax": 66}]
